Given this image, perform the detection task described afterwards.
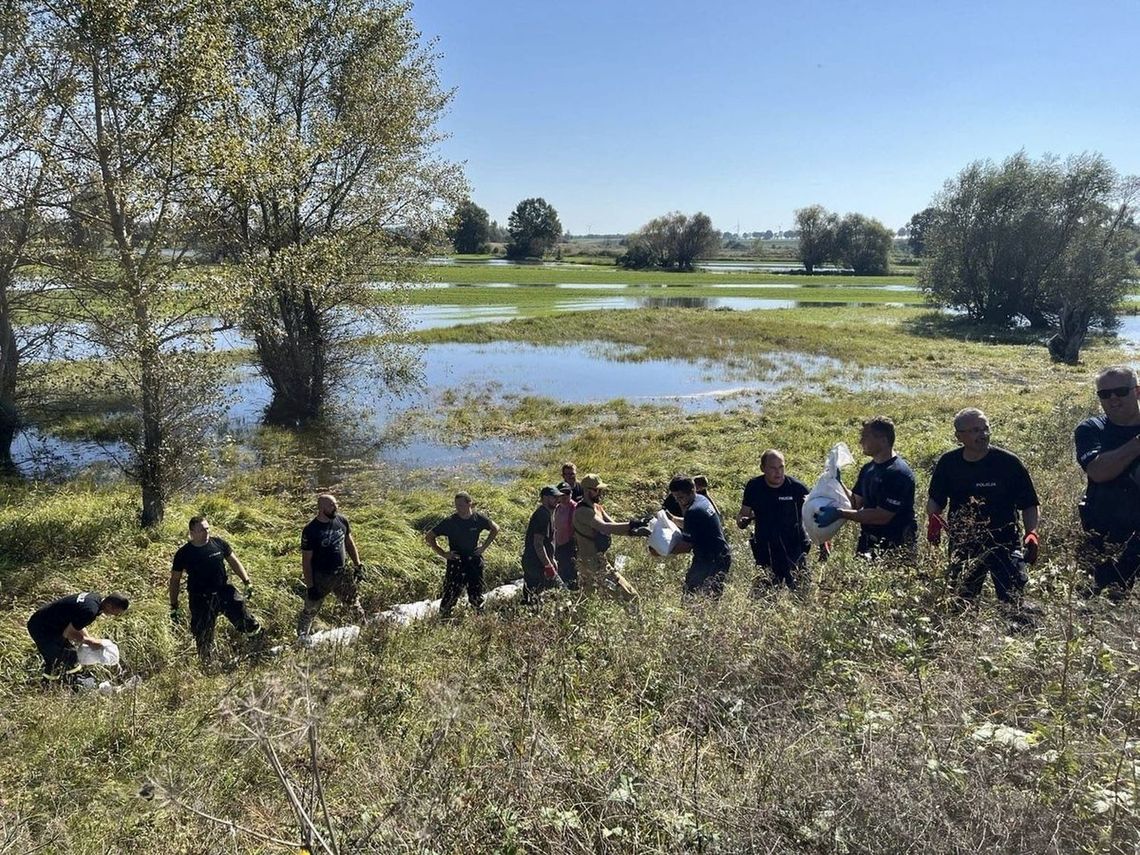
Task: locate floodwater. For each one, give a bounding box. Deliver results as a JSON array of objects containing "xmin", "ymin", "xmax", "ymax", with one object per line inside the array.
[{"xmin": 14, "ymin": 338, "xmax": 890, "ymax": 480}]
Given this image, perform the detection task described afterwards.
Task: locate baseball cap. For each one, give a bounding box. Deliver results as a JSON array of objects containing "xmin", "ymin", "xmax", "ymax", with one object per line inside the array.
[
  {"xmin": 540, "ymin": 485, "xmax": 561, "ymax": 498},
  {"xmin": 556, "ymin": 482, "xmax": 572, "ymax": 494},
  {"xmin": 580, "ymin": 474, "xmax": 608, "ymax": 490}
]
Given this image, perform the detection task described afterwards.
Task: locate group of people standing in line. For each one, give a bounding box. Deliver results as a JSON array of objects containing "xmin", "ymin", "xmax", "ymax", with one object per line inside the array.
[{"xmin": 24, "ymin": 365, "xmax": 1140, "ymax": 683}]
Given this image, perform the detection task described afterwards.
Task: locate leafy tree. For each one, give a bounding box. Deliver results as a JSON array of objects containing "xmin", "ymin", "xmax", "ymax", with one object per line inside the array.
[
  {"xmin": 217, "ymin": 0, "xmax": 465, "ymax": 423},
  {"xmin": 794, "ymin": 205, "xmax": 838, "ymax": 274},
  {"xmin": 906, "ymin": 207, "xmax": 937, "ymax": 257},
  {"xmin": 22, "ymin": 0, "xmax": 236, "ymax": 524},
  {"xmin": 448, "ymin": 200, "xmax": 491, "ymax": 254},
  {"xmin": 618, "ymin": 211, "xmax": 719, "ymax": 271},
  {"xmin": 920, "ymin": 152, "xmax": 1138, "ymax": 362},
  {"xmin": 506, "ymin": 197, "xmax": 561, "ymax": 259},
  {"xmin": 0, "ymin": 7, "xmax": 65, "ymax": 470},
  {"xmin": 834, "ymin": 213, "xmax": 893, "ymax": 276}
]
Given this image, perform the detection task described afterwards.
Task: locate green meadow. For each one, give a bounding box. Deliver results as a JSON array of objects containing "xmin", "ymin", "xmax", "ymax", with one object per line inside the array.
[{"xmin": 3, "ymin": 293, "xmax": 1140, "ymax": 853}]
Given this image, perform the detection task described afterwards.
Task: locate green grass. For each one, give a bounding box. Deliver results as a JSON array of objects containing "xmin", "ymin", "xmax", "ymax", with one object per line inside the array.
[
  {"xmin": 3, "ymin": 301, "xmax": 1140, "ymax": 852},
  {"xmin": 417, "ymin": 261, "xmax": 917, "ymax": 288}
]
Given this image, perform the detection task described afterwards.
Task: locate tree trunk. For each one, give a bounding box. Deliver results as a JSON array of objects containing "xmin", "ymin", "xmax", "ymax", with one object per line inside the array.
[
  {"xmin": 255, "ymin": 285, "xmax": 327, "ymax": 425},
  {"xmin": 1048, "ymin": 302, "xmax": 1091, "ymax": 365},
  {"xmin": 0, "ymin": 313, "xmax": 19, "ymax": 473},
  {"xmin": 138, "ymin": 335, "xmax": 166, "ymax": 526}
]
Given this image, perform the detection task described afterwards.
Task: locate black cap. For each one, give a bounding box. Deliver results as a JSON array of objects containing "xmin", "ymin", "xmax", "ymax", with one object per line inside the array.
[
  {"xmin": 540, "ymin": 485, "xmax": 561, "ymax": 498},
  {"xmin": 556, "ymin": 481, "xmax": 573, "ymax": 493}
]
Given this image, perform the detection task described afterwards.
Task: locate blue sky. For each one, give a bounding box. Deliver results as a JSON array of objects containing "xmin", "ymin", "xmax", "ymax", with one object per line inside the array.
[{"xmin": 412, "ymin": 0, "xmax": 1140, "ymax": 234}]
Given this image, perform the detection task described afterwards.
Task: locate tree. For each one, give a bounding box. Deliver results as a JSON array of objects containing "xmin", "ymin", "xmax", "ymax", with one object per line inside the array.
[
  {"xmin": 794, "ymin": 205, "xmax": 838, "ymax": 274},
  {"xmin": 448, "ymin": 200, "xmax": 491, "ymax": 254},
  {"xmin": 218, "ymin": 0, "xmax": 465, "ymax": 423},
  {"xmin": 0, "ymin": 6, "xmax": 65, "ymax": 471},
  {"xmin": 618, "ymin": 211, "xmax": 719, "ymax": 271},
  {"xmin": 24, "ymin": 0, "xmax": 235, "ymax": 524},
  {"xmin": 906, "ymin": 207, "xmax": 936, "ymax": 257},
  {"xmin": 506, "ymin": 197, "xmax": 561, "ymax": 259},
  {"xmin": 920, "ymin": 151, "xmax": 1138, "ymax": 362},
  {"xmin": 834, "ymin": 213, "xmax": 893, "ymax": 276}
]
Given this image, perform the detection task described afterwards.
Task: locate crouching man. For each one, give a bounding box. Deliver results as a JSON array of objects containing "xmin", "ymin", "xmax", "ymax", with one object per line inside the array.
[{"xmin": 27, "ymin": 591, "xmax": 129, "ymax": 683}]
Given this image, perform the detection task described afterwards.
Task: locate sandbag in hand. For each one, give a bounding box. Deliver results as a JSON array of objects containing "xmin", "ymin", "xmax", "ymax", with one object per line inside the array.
[{"xmin": 813, "ymin": 505, "xmax": 842, "ymax": 528}]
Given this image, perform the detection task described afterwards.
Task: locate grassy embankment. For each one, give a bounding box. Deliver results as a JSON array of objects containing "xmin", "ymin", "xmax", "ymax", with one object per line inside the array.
[{"xmin": 2, "ymin": 305, "xmax": 1140, "ymax": 852}]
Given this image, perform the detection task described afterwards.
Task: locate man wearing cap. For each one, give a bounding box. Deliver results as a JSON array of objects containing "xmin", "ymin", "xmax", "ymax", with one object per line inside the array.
[
  {"xmin": 26, "ymin": 591, "xmax": 130, "ymax": 682},
  {"xmin": 572, "ymin": 473, "xmax": 651, "ymax": 601},
  {"xmin": 1075, "ymin": 365, "xmax": 1140, "ymax": 597},
  {"xmin": 522, "ymin": 486, "xmax": 565, "ymax": 602},
  {"xmin": 427, "ymin": 492, "xmax": 500, "ymax": 619},
  {"xmin": 171, "ymin": 515, "xmax": 261, "ymax": 662},
  {"xmin": 297, "ymin": 493, "xmax": 365, "ymax": 637},
  {"xmin": 737, "ymin": 449, "xmax": 813, "ymax": 593},
  {"xmin": 553, "ymin": 481, "xmax": 579, "ymax": 589},
  {"xmin": 668, "ymin": 474, "xmax": 733, "ymax": 597},
  {"xmin": 927, "ymin": 408, "xmax": 1040, "ymax": 607},
  {"xmin": 815, "ymin": 416, "xmax": 917, "ymax": 558}
]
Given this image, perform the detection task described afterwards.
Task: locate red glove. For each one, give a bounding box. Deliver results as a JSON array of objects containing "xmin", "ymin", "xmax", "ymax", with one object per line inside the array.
[
  {"xmin": 543, "ymin": 564, "xmax": 558, "ymax": 580},
  {"xmin": 926, "ymin": 513, "xmax": 947, "ymax": 546},
  {"xmin": 1023, "ymin": 531, "xmax": 1039, "ymax": 564}
]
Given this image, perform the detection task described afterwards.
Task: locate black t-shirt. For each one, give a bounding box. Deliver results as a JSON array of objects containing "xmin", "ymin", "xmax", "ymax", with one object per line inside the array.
[
  {"xmin": 431, "ymin": 511, "xmax": 493, "ymax": 556},
  {"xmin": 172, "ymin": 537, "xmax": 233, "ymax": 594},
  {"xmin": 28, "ymin": 592, "xmax": 102, "ymax": 637},
  {"xmin": 853, "ymin": 455, "xmax": 917, "ymax": 547},
  {"xmin": 301, "ymin": 515, "xmax": 351, "ymax": 575},
  {"xmin": 682, "ymin": 493, "xmax": 731, "ymax": 567},
  {"xmin": 1075, "ymin": 415, "xmax": 1140, "ymax": 531},
  {"xmin": 928, "ymin": 447, "xmax": 1038, "ymax": 550},
  {"xmin": 522, "ymin": 505, "xmax": 554, "ymax": 572},
  {"xmin": 742, "ymin": 475, "xmax": 811, "ymax": 548}
]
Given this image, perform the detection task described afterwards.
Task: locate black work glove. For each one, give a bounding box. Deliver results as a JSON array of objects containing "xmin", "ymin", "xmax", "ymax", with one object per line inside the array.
[
  {"xmin": 353, "ymin": 564, "xmax": 365, "ymax": 583},
  {"xmin": 628, "ymin": 519, "xmax": 652, "ymax": 537},
  {"xmin": 170, "ymin": 606, "xmax": 183, "ymax": 626},
  {"xmin": 306, "ymin": 586, "xmax": 325, "ymax": 602},
  {"xmin": 736, "ymin": 516, "xmax": 752, "ymax": 530}
]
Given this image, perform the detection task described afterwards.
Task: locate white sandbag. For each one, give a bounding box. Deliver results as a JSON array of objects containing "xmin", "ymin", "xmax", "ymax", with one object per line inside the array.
[
  {"xmin": 77, "ymin": 639, "xmax": 119, "ymax": 667},
  {"xmin": 303, "ymin": 625, "xmax": 360, "ymax": 648},
  {"xmin": 802, "ymin": 442, "xmax": 855, "ymax": 544},
  {"xmin": 375, "ymin": 579, "xmax": 525, "ymax": 627},
  {"xmin": 647, "ymin": 510, "xmax": 683, "ymax": 556}
]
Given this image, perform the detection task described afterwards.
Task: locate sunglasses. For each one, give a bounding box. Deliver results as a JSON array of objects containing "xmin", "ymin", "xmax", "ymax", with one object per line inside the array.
[{"xmin": 1096, "ymin": 385, "xmax": 1136, "ymax": 400}]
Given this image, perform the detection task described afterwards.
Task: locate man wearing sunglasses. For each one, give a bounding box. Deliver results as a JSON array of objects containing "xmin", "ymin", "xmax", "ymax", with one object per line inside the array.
[
  {"xmin": 1075, "ymin": 366, "xmax": 1140, "ymax": 598},
  {"xmin": 927, "ymin": 408, "xmax": 1039, "ymax": 609}
]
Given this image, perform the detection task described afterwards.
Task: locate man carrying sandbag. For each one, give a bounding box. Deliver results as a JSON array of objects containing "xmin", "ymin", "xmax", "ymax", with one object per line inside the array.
[
  {"xmin": 738, "ymin": 449, "xmax": 812, "ymax": 593},
  {"xmin": 814, "ymin": 416, "xmax": 917, "ymax": 558},
  {"xmin": 27, "ymin": 591, "xmax": 129, "ymax": 684},
  {"xmin": 572, "ymin": 473, "xmax": 650, "ymax": 601},
  {"xmin": 669, "ymin": 475, "xmax": 733, "ymax": 597}
]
